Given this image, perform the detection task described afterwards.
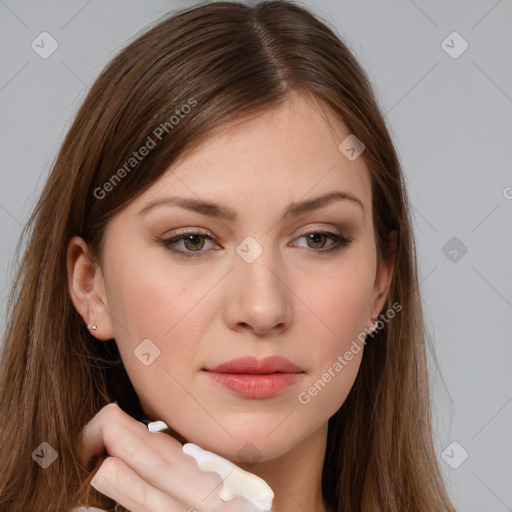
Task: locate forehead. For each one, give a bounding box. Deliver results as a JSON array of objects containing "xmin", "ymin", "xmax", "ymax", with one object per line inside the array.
[{"xmin": 130, "ymin": 93, "xmax": 372, "ymax": 221}]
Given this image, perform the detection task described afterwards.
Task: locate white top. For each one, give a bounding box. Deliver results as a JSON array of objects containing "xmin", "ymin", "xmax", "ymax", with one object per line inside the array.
[{"xmin": 70, "ymin": 508, "xmax": 107, "ymax": 511}]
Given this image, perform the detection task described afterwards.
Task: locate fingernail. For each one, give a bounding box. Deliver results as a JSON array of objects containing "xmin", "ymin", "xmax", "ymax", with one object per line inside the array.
[{"xmin": 90, "ymin": 474, "xmax": 103, "ymax": 492}]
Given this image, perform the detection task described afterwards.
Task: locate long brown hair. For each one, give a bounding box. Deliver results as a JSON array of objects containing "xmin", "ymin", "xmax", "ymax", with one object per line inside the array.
[{"xmin": 0, "ymin": 1, "xmax": 457, "ymax": 510}]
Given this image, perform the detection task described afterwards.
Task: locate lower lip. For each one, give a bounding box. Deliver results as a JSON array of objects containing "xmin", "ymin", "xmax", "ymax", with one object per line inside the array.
[{"xmin": 203, "ymin": 371, "xmax": 303, "ymax": 398}]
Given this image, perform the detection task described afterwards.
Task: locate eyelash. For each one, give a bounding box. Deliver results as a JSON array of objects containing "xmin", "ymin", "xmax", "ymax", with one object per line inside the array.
[{"xmin": 157, "ymin": 228, "xmax": 354, "ymax": 259}]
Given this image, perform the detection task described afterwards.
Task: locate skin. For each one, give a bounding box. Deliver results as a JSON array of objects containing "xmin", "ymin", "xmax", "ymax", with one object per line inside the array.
[{"xmin": 68, "ymin": 92, "xmax": 397, "ymax": 512}]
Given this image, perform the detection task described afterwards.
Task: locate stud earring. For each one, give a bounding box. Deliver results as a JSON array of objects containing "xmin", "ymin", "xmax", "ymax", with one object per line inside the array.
[{"xmin": 87, "ymin": 323, "xmax": 97, "ymax": 331}]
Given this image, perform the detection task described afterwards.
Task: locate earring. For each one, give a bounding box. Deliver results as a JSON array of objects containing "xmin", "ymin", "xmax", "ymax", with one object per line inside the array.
[{"xmin": 87, "ymin": 323, "xmax": 97, "ymax": 331}]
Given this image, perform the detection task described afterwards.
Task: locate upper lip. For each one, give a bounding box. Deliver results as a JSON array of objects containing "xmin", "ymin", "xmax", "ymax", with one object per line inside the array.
[{"xmin": 203, "ymin": 356, "xmax": 304, "ymax": 374}]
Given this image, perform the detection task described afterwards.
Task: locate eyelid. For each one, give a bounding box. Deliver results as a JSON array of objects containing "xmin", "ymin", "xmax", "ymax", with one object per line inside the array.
[
  {"xmin": 163, "ymin": 224, "xmax": 346, "ymax": 240},
  {"xmin": 298, "ymin": 225, "xmax": 342, "ymax": 236},
  {"xmin": 164, "ymin": 227, "xmax": 215, "ymax": 239}
]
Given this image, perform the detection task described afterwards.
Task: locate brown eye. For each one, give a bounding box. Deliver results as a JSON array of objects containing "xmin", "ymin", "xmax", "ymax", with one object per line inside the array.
[
  {"xmin": 159, "ymin": 230, "xmax": 216, "ymax": 258},
  {"xmin": 295, "ymin": 230, "xmax": 353, "ymax": 253},
  {"xmin": 182, "ymin": 234, "xmax": 206, "ymax": 251},
  {"xmin": 305, "ymin": 233, "xmax": 330, "ymax": 249},
  {"xmin": 159, "ymin": 229, "xmax": 353, "ymax": 259}
]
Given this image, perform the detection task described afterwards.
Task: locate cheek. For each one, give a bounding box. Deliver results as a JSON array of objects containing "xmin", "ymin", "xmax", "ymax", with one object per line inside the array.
[
  {"xmin": 105, "ymin": 247, "xmax": 219, "ymax": 342},
  {"xmin": 291, "ymin": 254, "xmax": 372, "ymax": 419},
  {"xmin": 104, "ymin": 250, "xmax": 223, "ymax": 411},
  {"xmin": 295, "ymin": 253, "xmax": 375, "ymax": 347},
  {"xmin": 296, "ymin": 290, "xmax": 367, "ymax": 425},
  {"xmin": 296, "ymin": 348, "xmax": 363, "ymax": 431}
]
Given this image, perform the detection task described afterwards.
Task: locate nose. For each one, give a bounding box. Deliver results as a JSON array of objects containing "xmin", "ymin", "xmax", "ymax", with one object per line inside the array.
[{"xmin": 222, "ymin": 241, "xmax": 292, "ymax": 336}]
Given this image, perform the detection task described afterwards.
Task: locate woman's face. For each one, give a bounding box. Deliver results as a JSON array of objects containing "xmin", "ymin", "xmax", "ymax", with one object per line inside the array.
[{"xmin": 71, "ymin": 93, "xmax": 394, "ymax": 463}]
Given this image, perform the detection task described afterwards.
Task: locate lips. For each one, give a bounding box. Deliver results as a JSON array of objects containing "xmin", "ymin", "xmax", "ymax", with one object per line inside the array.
[
  {"xmin": 203, "ymin": 355, "xmax": 304, "ymax": 375},
  {"xmin": 203, "ymin": 355, "xmax": 305, "ymax": 399}
]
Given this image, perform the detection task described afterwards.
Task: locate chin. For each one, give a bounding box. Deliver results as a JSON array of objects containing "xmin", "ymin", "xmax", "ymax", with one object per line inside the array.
[{"xmin": 198, "ymin": 432, "xmax": 297, "ymax": 465}]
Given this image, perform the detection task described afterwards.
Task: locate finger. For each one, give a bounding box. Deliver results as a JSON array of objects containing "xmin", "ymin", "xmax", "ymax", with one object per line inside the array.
[
  {"xmin": 79, "ymin": 404, "xmax": 181, "ymax": 479},
  {"xmin": 79, "ymin": 403, "xmax": 223, "ymax": 505},
  {"xmin": 78, "ymin": 403, "xmax": 149, "ymax": 466},
  {"xmin": 91, "ymin": 456, "xmax": 185, "ymax": 512},
  {"xmin": 119, "ymin": 430, "xmax": 274, "ymax": 512},
  {"xmin": 79, "ymin": 404, "xmax": 267, "ymax": 511}
]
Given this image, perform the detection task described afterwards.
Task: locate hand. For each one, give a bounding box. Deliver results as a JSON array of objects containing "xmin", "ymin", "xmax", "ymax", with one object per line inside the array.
[{"xmin": 78, "ymin": 403, "xmax": 268, "ymax": 512}]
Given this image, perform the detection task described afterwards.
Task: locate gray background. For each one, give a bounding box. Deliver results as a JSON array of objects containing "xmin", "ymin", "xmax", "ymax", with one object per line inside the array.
[{"xmin": 1, "ymin": 1, "xmax": 511, "ymax": 510}]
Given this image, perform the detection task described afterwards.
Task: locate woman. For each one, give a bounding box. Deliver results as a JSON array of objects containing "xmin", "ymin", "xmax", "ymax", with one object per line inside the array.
[{"xmin": 0, "ymin": 1, "xmax": 458, "ymax": 511}]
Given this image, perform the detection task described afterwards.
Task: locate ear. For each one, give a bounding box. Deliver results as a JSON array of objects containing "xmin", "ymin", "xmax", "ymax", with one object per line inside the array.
[
  {"xmin": 368, "ymin": 229, "xmax": 398, "ymax": 328},
  {"xmin": 66, "ymin": 236, "xmax": 114, "ymax": 341}
]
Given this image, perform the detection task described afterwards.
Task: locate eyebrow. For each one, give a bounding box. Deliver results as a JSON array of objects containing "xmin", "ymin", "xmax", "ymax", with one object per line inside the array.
[{"xmin": 137, "ymin": 191, "xmax": 364, "ymax": 220}]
